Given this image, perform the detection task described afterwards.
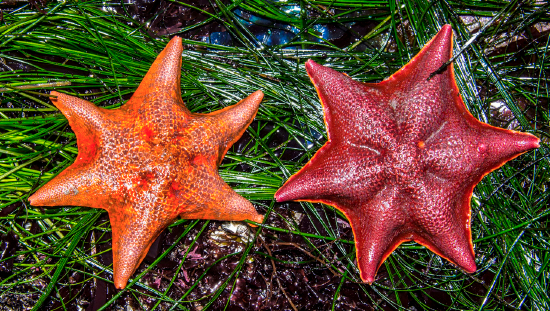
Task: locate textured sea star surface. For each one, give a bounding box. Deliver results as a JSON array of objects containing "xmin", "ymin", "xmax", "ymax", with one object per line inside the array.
[
  {"xmin": 29, "ymin": 36, "xmax": 264, "ymax": 289},
  {"xmin": 275, "ymin": 25, "xmax": 539, "ymax": 283}
]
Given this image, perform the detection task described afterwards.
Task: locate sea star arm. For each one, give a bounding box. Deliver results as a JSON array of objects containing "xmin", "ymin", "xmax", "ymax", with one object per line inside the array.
[
  {"xmin": 379, "ymin": 25, "xmax": 457, "ymax": 143},
  {"xmin": 421, "ymin": 118, "xmax": 540, "ymax": 181},
  {"xmin": 125, "ymin": 36, "xmax": 189, "ymax": 113},
  {"xmin": 409, "ymin": 177, "xmax": 477, "ymax": 274},
  {"xmin": 207, "ymin": 90, "xmax": 264, "ymax": 161},
  {"xmin": 29, "ymin": 92, "xmax": 113, "ymax": 207},
  {"xmin": 49, "ymin": 91, "xmax": 107, "ymax": 161},
  {"xmin": 177, "ymin": 170, "xmax": 264, "ymax": 224},
  {"xmin": 342, "ymin": 185, "xmax": 408, "ymax": 284},
  {"xmin": 109, "ymin": 176, "xmax": 264, "ymax": 290},
  {"xmin": 49, "ymin": 91, "xmax": 108, "ymax": 130},
  {"xmin": 275, "ymin": 143, "xmax": 385, "ymax": 205},
  {"xmin": 305, "ymin": 60, "xmax": 397, "ymax": 150},
  {"xmin": 28, "ymin": 165, "xmax": 111, "ymax": 208},
  {"xmin": 380, "ymin": 25, "xmax": 453, "ymax": 93},
  {"xmin": 108, "ymin": 203, "xmax": 173, "ymax": 289}
]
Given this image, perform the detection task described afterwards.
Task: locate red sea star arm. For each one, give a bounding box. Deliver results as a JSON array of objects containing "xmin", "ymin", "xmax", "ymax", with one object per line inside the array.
[
  {"xmin": 421, "ymin": 118, "xmax": 540, "ymax": 183},
  {"xmin": 379, "ymin": 25, "xmax": 454, "ymax": 91},
  {"xmin": 305, "ymin": 60, "xmax": 397, "ymax": 150},
  {"xmin": 377, "ymin": 25, "xmax": 457, "ymax": 144},
  {"xmin": 408, "ymin": 177, "xmax": 477, "ymax": 274},
  {"xmin": 29, "ymin": 92, "xmax": 113, "ymax": 208},
  {"xmin": 275, "ymin": 142, "xmax": 385, "ymax": 205},
  {"xmin": 340, "ymin": 185, "xmax": 407, "ymax": 284}
]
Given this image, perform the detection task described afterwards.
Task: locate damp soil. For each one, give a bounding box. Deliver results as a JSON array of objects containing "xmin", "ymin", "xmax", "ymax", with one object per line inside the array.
[{"xmin": 0, "ymin": 196, "xmax": 516, "ymax": 310}]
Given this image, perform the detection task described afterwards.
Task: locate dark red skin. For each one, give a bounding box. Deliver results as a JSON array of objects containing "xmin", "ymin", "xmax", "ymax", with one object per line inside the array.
[
  {"xmin": 29, "ymin": 37, "xmax": 264, "ymax": 289},
  {"xmin": 275, "ymin": 25, "xmax": 539, "ymax": 284}
]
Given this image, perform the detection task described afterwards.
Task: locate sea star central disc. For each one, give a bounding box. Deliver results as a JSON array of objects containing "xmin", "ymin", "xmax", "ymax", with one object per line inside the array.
[
  {"xmin": 275, "ymin": 25, "xmax": 539, "ymax": 283},
  {"xmin": 29, "ymin": 37, "xmax": 264, "ymax": 289}
]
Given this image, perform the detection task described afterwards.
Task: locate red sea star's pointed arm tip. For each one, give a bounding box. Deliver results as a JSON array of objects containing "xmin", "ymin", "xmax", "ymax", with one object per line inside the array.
[
  {"xmin": 273, "ymin": 143, "xmax": 334, "ymax": 203},
  {"xmin": 304, "ymin": 58, "xmax": 355, "ymax": 107},
  {"xmin": 500, "ymin": 130, "xmax": 540, "ymax": 155},
  {"xmin": 304, "ymin": 59, "xmax": 322, "ymax": 74},
  {"xmin": 382, "ymin": 24, "xmax": 453, "ymax": 87},
  {"xmin": 473, "ymin": 128, "xmax": 540, "ymax": 186},
  {"xmin": 303, "ymin": 59, "xmax": 348, "ymax": 137},
  {"xmin": 273, "ymin": 142, "xmax": 328, "ymax": 203}
]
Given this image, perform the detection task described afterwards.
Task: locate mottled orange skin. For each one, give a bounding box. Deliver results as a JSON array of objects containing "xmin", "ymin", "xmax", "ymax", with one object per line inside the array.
[
  {"xmin": 29, "ymin": 37, "xmax": 264, "ymax": 289},
  {"xmin": 275, "ymin": 25, "xmax": 539, "ymax": 284}
]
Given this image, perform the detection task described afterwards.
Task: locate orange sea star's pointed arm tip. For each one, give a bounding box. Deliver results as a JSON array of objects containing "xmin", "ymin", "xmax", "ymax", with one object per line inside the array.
[
  {"xmin": 127, "ymin": 36, "xmax": 185, "ymax": 111},
  {"xmin": 50, "ymin": 91, "xmax": 108, "ymax": 136},
  {"xmin": 28, "ymin": 166, "xmax": 102, "ymax": 208},
  {"xmin": 178, "ymin": 174, "xmax": 264, "ymax": 224},
  {"xmin": 209, "ymin": 90, "xmax": 264, "ymax": 160}
]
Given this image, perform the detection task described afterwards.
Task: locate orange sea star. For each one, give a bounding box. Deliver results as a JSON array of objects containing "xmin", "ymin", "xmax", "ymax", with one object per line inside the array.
[{"xmin": 29, "ymin": 37, "xmax": 264, "ymax": 289}]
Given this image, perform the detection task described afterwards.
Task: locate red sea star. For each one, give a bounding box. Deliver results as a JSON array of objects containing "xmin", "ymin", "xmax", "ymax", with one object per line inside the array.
[
  {"xmin": 29, "ymin": 36, "xmax": 264, "ymax": 289},
  {"xmin": 275, "ymin": 25, "xmax": 539, "ymax": 283}
]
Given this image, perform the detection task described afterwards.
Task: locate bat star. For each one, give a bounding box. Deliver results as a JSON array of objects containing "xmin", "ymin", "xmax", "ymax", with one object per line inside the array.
[
  {"xmin": 275, "ymin": 25, "xmax": 539, "ymax": 283},
  {"xmin": 29, "ymin": 37, "xmax": 264, "ymax": 289}
]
